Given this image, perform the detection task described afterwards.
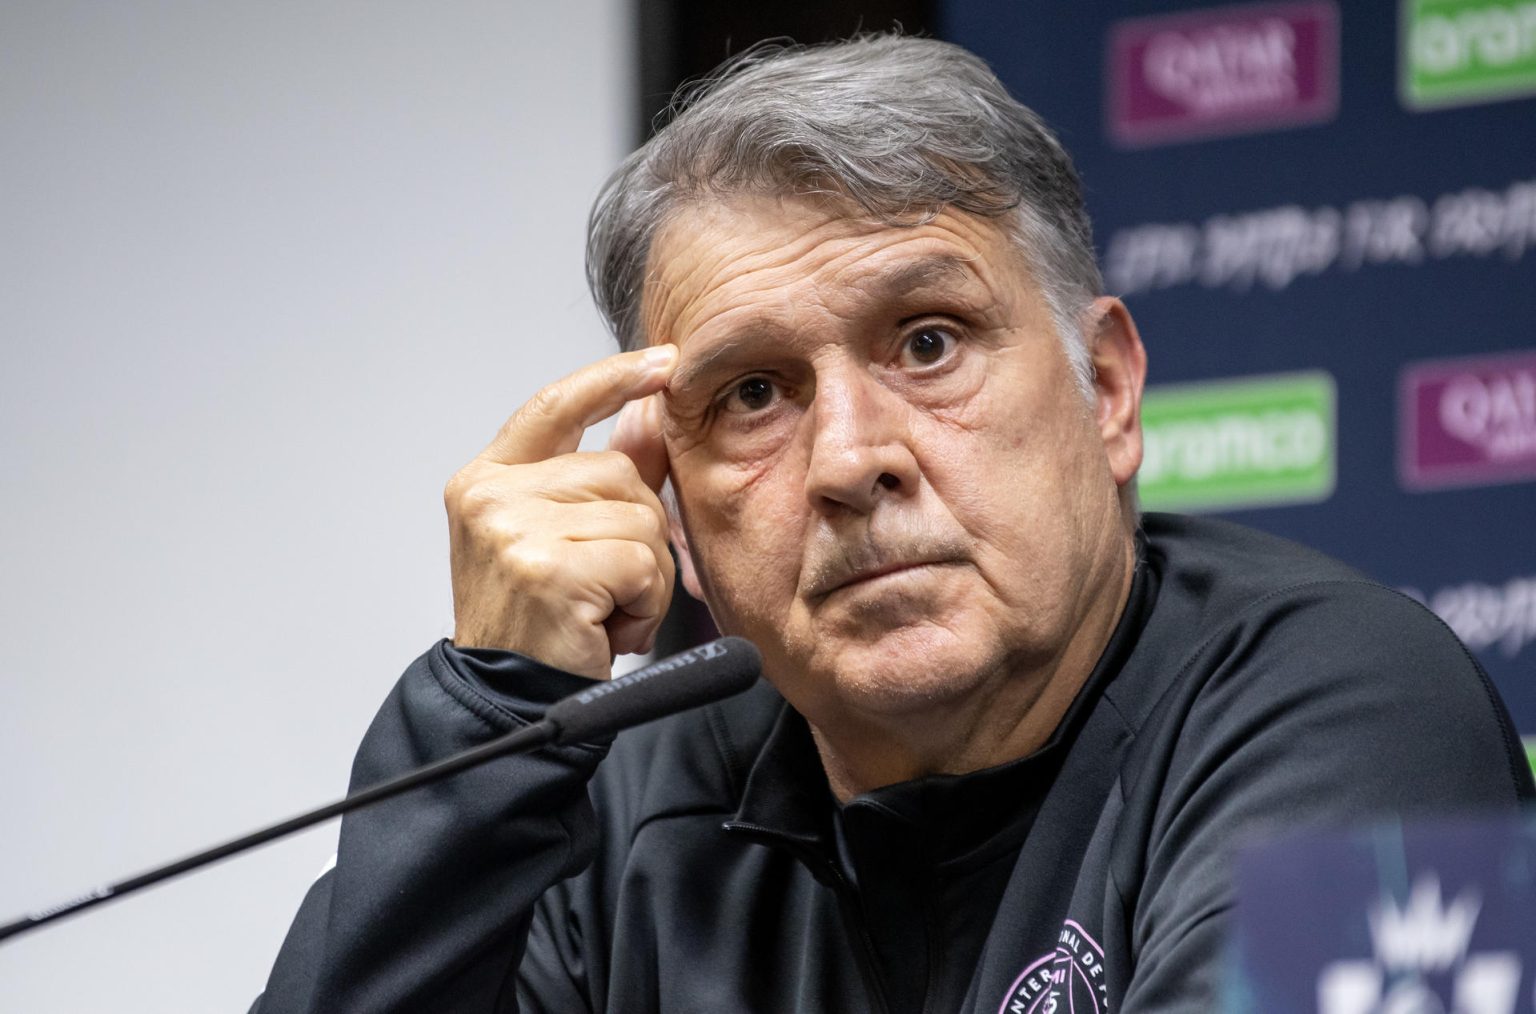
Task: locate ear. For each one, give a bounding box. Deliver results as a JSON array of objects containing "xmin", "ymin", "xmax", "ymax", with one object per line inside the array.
[
  {"xmin": 1086, "ymin": 297, "xmax": 1147, "ymax": 489},
  {"xmin": 664, "ymin": 482, "xmax": 706, "ymax": 601}
]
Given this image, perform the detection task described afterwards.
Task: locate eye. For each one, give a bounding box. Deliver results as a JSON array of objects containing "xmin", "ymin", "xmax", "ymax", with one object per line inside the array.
[
  {"xmin": 901, "ymin": 326, "xmax": 957, "ymax": 367},
  {"xmin": 722, "ymin": 375, "xmax": 779, "ymax": 414}
]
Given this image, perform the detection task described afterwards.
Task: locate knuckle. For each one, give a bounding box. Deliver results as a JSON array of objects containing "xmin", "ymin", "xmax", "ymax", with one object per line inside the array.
[
  {"xmin": 453, "ymin": 480, "xmax": 501, "ymax": 520},
  {"xmin": 626, "ymin": 546, "xmax": 663, "ymax": 586},
  {"xmin": 638, "ymin": 503, "xmax": 667, "ymax": 538},
  {"xmin": 614, "ymin": 540, "xmax": 653, "ymax": 577},
  {"xmin": 642, "ymin": 501, "xmax": 669, "ymax": 536},
  {"xmin": 610, "ymin": 499, "xmax": 655, "ymax": 530},
  {"xmin": 505, "ymin": 543, "xmax": 560, "ymax": 585},
  {"xmin": 571, "ymin": 599, "xmax": 612, "ymax": 632},
  {"xmin": 593, "ymin": 448, "xmax": 638, "ymax": 477},
  {"xmin": 443, "ymin": 469, "xmax": 471, "ymax": 507},
  {"xmin": 520, "ymin": 384, "xmax": 566, "ymax": 426}
]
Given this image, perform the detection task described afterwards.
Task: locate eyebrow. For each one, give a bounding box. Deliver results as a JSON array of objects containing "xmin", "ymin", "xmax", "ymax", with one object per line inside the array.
[
  {"xmin": 665, "ymin": 254, "xmax": 985, "ymax": 394},
  {"xmin": 861, "ymin": 253, "xmax": 980, "ymax": 299},
  {"xmin": 668, "ymin": 325, "xmax": 792, "ymax": 395}
]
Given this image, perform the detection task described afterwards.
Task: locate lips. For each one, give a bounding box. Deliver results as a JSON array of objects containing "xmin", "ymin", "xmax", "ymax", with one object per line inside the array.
[
  {"xmin": 801, "ymin": 526, "xmax": 974, "ymax": 601},
  {"xmin": 839, "ymin": 560, "xmax": 942, "ymax": 591}
]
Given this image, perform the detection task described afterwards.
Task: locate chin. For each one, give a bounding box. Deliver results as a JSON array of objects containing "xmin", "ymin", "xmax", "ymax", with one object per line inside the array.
[{"xmin": 810, "ymin": 623, "xmax": 1003, "ymax": 718}]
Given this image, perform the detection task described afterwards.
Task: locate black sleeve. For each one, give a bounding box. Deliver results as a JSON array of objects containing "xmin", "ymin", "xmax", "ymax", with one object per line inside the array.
[
  {"xmin": 251, "ymin": 640, "xmax": 611, "ymax": 1014},
  {"xmin": 1119, "ymin": 582, "xmax": 1534, "ymax": 1012}
]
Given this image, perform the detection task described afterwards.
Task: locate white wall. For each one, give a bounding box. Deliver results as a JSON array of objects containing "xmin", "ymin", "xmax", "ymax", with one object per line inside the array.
[{"xmin": 0, "ymin": 2, "xmax": 631, "ymax": 1009}]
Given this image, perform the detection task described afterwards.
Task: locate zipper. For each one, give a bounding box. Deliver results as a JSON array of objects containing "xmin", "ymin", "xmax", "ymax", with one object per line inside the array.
[
  {"xmin": 918, "ymin": 887, "xmax": 940, "ymax": 1014},
  {"xmin": 723, "ymin": 821, "xmax": 894, "ymax": 1014},
  {"xmin": 824, "ymin": 857, "xmax": 894, "ymax": 1014}
]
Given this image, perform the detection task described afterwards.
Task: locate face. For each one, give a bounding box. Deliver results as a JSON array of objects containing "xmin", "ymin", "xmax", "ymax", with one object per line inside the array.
[{"xmin": 644, "ymin": 193, "xmax": 1143, "ymax": 729}]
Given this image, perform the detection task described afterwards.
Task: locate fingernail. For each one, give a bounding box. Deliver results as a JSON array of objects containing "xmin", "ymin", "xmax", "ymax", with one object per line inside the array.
[{"xmin": 643, "ymin": 344, "xmax": 678, "ymax": 371}]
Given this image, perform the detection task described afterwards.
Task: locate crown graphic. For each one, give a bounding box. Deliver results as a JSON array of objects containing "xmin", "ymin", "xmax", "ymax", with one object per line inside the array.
[{"xmin": 1368, "ymin": 874, "xmax": 1480, "ymax": 973}]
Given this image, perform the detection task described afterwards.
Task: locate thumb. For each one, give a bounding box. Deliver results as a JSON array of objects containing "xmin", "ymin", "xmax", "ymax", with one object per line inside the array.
[{"xmin": 609, "ymin": 393, "xmax": 670, "ymax": 494}]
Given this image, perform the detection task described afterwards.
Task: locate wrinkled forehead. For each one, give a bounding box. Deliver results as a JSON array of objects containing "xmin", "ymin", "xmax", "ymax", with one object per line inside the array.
[{"xmin": 637, "ymin": 193, "xmax": 1037, "ymax": 348}]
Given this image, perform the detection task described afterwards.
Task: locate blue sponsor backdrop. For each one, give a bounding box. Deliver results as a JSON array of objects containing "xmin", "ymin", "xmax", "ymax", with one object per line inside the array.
[
  {"xmin": 941, "ymin": 0, "xmax": 1536, "ymax": 729},
  {"xmin": 1230, "ymin": 812, "xmax": 1536, "ymax": 1011}
]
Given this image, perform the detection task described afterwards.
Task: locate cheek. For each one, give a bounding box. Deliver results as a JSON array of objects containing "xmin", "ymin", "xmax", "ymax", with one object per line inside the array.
[
  {"xmin": 919, "ymin": 381, "xmax": 1054, "ymax": 509},
  {"xmin": 678, "ymin": 461, "xmax": 807, "ymax": 620},
  {"xmin": 922, "ymin": 381, "xmax": 1103, "ymax": 569},
  {"xmin": 670, "ymin": 403, "xmax": 802, "ymax": 497}
]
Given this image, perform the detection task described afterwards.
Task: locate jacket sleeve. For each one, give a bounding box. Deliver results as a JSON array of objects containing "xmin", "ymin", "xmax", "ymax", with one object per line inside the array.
[
  {"xmin": 1117, "ymin": 582, "xmax": 1535, "ymax": 1013},
  {"xmin": 251, "ymin": 640, "xmax": 611, "ymax": 1014}
]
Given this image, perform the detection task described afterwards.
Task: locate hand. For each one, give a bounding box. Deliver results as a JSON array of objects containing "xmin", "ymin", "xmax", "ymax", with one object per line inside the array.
[{"xmin": 444, "ymin": 346, "xmax": 678, "ymax": 679}]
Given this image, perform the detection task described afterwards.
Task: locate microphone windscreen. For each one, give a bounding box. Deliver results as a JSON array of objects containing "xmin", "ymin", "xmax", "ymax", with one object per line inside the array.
[{"xmin": 543, "ymin": 637, "xmax": 762, "ymax": 744}]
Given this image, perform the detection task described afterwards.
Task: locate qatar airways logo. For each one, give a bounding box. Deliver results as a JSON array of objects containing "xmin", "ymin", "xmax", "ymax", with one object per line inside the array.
[
  {"xmin": 1318, "ymin": 875, "xmax": 1523, "ymax": 1013},
  {"xmin": 1108, "ymin": 1, "xmax": 1339, "ymax": 146},
  {"xmin": 1400, "ymin": 350, "xmax": 1536, "ymax": 489}
]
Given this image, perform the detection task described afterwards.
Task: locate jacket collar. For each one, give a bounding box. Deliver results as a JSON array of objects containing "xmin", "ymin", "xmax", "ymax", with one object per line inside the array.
[{"xmin": 724, "ymin": 533, "xmax": 1157, "ymax": 871}]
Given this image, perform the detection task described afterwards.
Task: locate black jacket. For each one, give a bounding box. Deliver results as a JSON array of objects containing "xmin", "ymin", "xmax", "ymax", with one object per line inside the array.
[{"xmin": 254, "ymin": 514, "xmax": 1534, "ymax": 1012}]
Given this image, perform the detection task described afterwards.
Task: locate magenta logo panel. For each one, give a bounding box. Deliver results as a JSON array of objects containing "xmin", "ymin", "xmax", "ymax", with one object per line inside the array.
[
  {"xmin": 1107, "ymin": 1, "xmax": 1339, "ymax": 147},
  {"xmin": 1400, "ymin": 350, "xmax": 1536, "ymax": 490}
]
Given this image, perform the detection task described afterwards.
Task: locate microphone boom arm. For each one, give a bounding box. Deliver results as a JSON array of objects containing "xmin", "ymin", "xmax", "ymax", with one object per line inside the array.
[{"xmin": 0, "ymin": 636, "xmax": 760, "ymax": 945}]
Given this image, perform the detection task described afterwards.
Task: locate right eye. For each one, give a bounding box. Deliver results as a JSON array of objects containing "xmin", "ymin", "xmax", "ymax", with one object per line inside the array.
[{"xmin": 722, "ymin": 376, "xmax": 780, "ymax": 414}]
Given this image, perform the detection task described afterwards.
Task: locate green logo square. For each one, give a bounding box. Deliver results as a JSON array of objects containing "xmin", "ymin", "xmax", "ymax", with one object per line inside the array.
[
  {"xmin": 1403, "ymin": 0, "xmax": 1536, "ymax": 109},
  {"xmin": 1138, "ymin": 372, "xmax": 1336, "ymax": 512}
]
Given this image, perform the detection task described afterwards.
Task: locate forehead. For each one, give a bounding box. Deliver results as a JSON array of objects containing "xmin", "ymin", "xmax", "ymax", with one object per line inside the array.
[{"xmin": 639, "ymin": 194, "xmax": 1033, "ymax": 347}]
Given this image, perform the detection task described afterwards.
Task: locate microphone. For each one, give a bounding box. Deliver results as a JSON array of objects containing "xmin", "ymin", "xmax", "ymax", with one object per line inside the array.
[
  {"xmin": 545, "ymin": 636, "xmax": 761, "ymax": 742},
  {"xmin": 0, "ymin": 637, "xmax": 762, "ymax": 944}
]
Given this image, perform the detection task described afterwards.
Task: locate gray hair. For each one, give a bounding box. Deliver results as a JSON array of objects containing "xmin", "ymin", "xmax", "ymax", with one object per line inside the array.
[{"xmin": 585, "ymin": 34, "xmax": 1104, "ymax": 394}]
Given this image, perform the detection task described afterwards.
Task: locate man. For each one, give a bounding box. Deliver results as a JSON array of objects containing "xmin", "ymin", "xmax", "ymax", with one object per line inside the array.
[{"xmin": 255, "ymin": 35, "xmax": 1533, "ymax": 1013}]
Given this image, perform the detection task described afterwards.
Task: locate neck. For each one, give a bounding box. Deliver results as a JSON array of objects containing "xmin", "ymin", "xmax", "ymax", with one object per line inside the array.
[{"xmin": 809, "ymin": 534, "xmax": 1138, "ymax": 803}]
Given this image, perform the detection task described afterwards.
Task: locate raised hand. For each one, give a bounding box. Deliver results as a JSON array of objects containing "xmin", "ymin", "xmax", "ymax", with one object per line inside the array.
[{"xmin": 444, "ymin": 345, "xmax": 678, "ymax": 679}]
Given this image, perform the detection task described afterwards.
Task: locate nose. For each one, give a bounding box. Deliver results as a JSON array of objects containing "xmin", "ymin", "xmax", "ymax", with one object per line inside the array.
[{"xmin": 803, "ymin": 367, "xmax": 921, "ymax": 515}]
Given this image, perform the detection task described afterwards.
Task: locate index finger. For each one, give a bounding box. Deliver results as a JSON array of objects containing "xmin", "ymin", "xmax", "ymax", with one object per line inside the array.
[
  {"xmin": 609, "ymin": 393, "xmax": 669, "ymax": 494},
  {"xmin": 480, "ymin": 345, "xmax": 678, "ymax": 465}
]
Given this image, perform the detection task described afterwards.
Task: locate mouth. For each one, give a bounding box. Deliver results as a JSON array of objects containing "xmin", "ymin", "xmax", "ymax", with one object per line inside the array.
[{"xmin": 812, "ymin": 558, "xmax": 963, "ymax": 600}]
